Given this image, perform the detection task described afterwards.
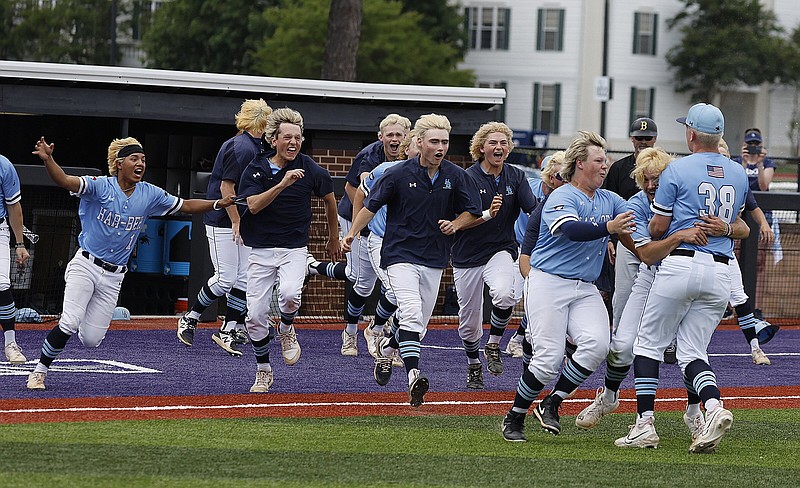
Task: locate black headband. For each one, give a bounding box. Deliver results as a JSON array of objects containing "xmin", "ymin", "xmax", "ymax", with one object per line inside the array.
[{"xmin": 117, "ymin": 145, "xmax": 145, "ymax": 159}]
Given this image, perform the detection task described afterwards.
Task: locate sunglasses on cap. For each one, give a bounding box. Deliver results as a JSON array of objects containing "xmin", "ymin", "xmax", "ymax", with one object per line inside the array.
[
  {"xmin": 633, "ymin": 136, "xmax": 654, "ymax": 142},
  {"xmin": 554, "ymin": 173, "xmax": 564, "ymax": 182}
]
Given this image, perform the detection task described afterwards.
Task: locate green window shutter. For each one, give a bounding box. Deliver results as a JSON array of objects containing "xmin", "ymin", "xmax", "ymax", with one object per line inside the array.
[
  {"xmin": 554, "ymin": 83, "xmax": 561, "ymax": 134},
  {"xmin": 536, "ymin": 9, "xmax": 543, "ymax": 50},
  {"xmin": 533, "ymin": 83, "xmax": 540, "ymax": 130},
  {"xmin": 499, "ymin": 82, "xmax": 507, "ymax": 121},
  {"xmin": 629, "ymin": 86, "xmax": 637, "ymax": 127},
  {"xmin": 633, "ymin": 12, "xmax": 640, "ymax": 54},
  {"xmin": 652, "ymin": 13, "xmax": 658, "ymax": 55},
  {"xmin": 649, "ymin": 87, "xmax": 656, "ymax": 116},
  {"xmin": 557, "ymin": 10, "xmax": 565, "ymax": 51},
  {"xmin": 503, "ymin": 8, "xmax": 511, "ymax": 50},
  {"xmin": 464, "ymin": 7, "xmax": 471, "ymax": 48}
]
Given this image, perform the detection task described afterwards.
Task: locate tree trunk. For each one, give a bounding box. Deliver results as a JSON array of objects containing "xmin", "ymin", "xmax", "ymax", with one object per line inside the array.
[{"xmin": 322, "ymin": 0, "xmax": 362, "ymax": 81}]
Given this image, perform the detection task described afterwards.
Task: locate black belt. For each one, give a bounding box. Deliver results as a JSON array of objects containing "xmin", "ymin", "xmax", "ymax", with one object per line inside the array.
[
  {"xmin": 81, "ymin": 250, "xmax": 128, "ymax": 273},
  {"xmin": 669, "ymin": 248, "xmax": 729, "ymax": 265},
  {"xmin": 554, "ymin": 273, "xmax": 592, "ymax": 284},
  {"xmin": 0, "ymin": 217, "xmax": 5, "ymax": 224}
]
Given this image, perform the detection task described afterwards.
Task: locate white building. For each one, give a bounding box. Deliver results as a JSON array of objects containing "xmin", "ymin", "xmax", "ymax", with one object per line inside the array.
[{"xmin": 457, "ymin": 0, "xmax": 800, "ymax": 159}]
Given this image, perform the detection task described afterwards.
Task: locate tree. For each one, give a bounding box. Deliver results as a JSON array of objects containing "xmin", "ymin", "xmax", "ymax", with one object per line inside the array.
[
  {"xmin": 400, "ymin": 0, "xmax": 467, "ymax": 64},
  {"xmin": 321, "ymin": 0, "xmax": 362, "ymax": 81},
  {"xmin": 252, "ymin": 0, "xmax": 474, "ymax": 86},
  {"xmin": 0, "ymin": 0, "xmax": 116, "ymax": 64},
  {"xmin": 142, "ymin": 0, "xmax": 272, "ymax": 73},
  {"xmin": 666, "ymin": 0, "xmax": 795, "ymax": 101}
]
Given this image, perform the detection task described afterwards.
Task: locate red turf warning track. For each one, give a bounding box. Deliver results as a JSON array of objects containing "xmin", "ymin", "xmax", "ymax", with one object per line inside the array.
[{"xmin": 0, "ymin": 386, "xmax": 796, "ymax": 424}]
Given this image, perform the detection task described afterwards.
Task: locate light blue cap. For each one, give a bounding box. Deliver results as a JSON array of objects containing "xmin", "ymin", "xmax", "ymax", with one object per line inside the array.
[{"xmin": 676, "ymin": 103, "xmax": 724, "ymax": 135}]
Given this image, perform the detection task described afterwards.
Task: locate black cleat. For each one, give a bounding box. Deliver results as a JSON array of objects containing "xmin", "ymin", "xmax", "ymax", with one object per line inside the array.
[
  {"xmin": 663, "ymin": 342, "xmax": 677, "ymax": 364},
  {"xmin": 502, "ymin": 411, "xmax": 527, "ymax": 442},
  {"xmin": 484, "ymin": 343, "xmax": 504, "ymax": 376},
  {"xmin": 409, "ymin": 372, "xmax": 429, "ymax": 407},
  {"xmin": 177, "ymin": 313, "xmax": 197, "ymax": 346},
  {"xmin": 534, "ymin": 396, "xmax": 561, "ymax": 435},
  {"xmin": 466, "ymin": 363, "xmax": 484, "ymax": 390},
  {"xmin": 373, "ymin": 338, "xmax": 393, "ymax": 386}
]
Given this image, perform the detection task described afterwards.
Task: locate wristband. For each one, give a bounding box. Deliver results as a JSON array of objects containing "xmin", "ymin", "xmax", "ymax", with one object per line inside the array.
[
  {"xmin": 14, "ymin": 243, "xmax": 24, "ymax": 249},
  {"xmin": 481, "ymin": 209, "xmax": 492, "ymax": 221},
  {"xmin": 212, "ymin": 199, "xmax": 221, "ymax": 211}
]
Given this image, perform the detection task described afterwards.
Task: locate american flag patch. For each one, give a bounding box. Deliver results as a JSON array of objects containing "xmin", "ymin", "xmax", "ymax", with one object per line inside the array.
[{"xmin": 707, "ymin": 165, "xmax": 724, "ymax": 178}]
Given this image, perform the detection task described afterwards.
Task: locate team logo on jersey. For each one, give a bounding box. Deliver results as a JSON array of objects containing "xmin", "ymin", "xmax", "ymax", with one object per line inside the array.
[
  {"xmin": 443, "ymin": 179, "xmax": 452, "ymax": 190},
  {"xmin": 479, "ymin": 188, "xmax": 487, "ymax": 194},
  {"xmin": 506, "ymin": 185, "xmax": 513, "ymax": 195},
  {"xmin": 409, "ymin": 182, "xmax": 417, "ymax": 188},
  {"xmin": 706, "ymin": 165, "xmax": 724, "ymax": 178},
  {"xmin": 553, "ymin": 205, "xmax": 564, "ymax": 210},
  {"xmin": 253, "ymin": 171, "xmax": 262, "ymax": 178}
]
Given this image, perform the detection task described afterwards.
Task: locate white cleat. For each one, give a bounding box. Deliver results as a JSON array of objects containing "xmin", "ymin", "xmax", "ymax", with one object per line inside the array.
[
  {"xmin": 689, "ymin": 407, "xmax": 733, "ymax": 454},
  {"xmin": 5, "ymin": 342, "xmax": 27, "ymax": 364},
  {"xmin": 576, "ymin": 387, "xmax": 619, "ymax": 429},
  {"xmin": 615, "ymin": 417, "xmax": 660, "ymax": 449},
  {"xmin": 249, "ymin": 370, "xmax": 274, "ymax": 393}
]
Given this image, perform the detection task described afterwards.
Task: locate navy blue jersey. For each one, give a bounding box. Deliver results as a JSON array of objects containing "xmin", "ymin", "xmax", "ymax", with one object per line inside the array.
[
  {"xmin": 732, "ymin": 155, "xmax": 776, "ymax": 191},
  {"xmin": 204, "ymin": 132, "xmax": 263, "ymax": 228},
  {"xmin": 520, "ymin": 193, "xmax": 548, "ymax": 256},
  {"xmin": 364, "ymin": 157, "xmax": 482, "ymax": 269},
  {"xmin": 238, "ymin": 153, "xmax": 334, "ymax": 249},
  {"xmin": 337, "ymin": 140, "xmax": 386, "ymax": 221},
  {"xmin": 452, "ymin": 162, "xmax": 537, "ymax": 267}
]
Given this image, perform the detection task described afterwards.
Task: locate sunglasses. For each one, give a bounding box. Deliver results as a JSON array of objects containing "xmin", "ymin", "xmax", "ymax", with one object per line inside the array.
[
  {"xmin": 633, "ymin": 136, "xmax": 654, "ymax": 142},
  {"xmin": 554, "ymin": 173, "xmax": 564, "ymax": 182}
]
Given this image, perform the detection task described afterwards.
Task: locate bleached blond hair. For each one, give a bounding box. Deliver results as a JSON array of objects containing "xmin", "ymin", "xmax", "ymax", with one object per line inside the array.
[
  {"xmin": 414, "ymin": 114, "xmax": 452, "ymax": 141},
  {"xmin": 631, "ymin": 147, "xmax": 673, "ymax": 190},
  {"xmin": 107, "ymin": 137, "xmax": 143, "ymax": 176},
  {"xmin": 265, "ymin": 108, "xmax": 304, "ymax": 145},
  {"xmin": 469, "ymin": 122, "xmax": 515, "ymax": 162},
  {"xmin": 379, "ymin": 114, "xmax": 411, "ymax": 135},
  {"xmin": 561, "ymin": 131, "xmax": 607, "ymax": 182},
  {"xmin": 235, "ymin": 99, "xmax": 273, "ymax": 134}
]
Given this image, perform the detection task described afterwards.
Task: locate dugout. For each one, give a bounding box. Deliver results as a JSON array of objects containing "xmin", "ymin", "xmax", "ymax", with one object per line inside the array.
[{"xmin": 0, "ymin": 61, "xmax": 504, "ymax": 317}]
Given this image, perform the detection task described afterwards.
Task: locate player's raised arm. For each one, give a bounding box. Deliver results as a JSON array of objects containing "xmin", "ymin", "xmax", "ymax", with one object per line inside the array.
[
  {"xmin": 179, "ymin": 195, "xmax": 235, "ymax": 214},
  {"xmin": 32, "ymin": 137, "xmax": 82, "ymax": 193}
]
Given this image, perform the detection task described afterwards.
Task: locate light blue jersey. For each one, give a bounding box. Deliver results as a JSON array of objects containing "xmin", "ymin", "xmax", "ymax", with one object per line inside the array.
[
  {"xmin": 0, "ymin": 155, "xmax": 21, "ymax": 219},
  {"xmin": 651, "ymin": 152, "xmax": 748, "ymax": 259},
  {"xmin": 531, "ymin": 184, "xmax": 627, "ymax": 282},
  {"xmin": 359, "ymin": 160, "xmax": 402, "ymax": 237},
  {"xmin": 76, "ymin": 176, "xmax": 182, "ymax": 265},
  {"xmin": 514, "ymin": 177, "xmax": 546, "ymax": 245},
  {"xmin": 628, "ymin": 190, "xmax": 653, "ymax": 247}
]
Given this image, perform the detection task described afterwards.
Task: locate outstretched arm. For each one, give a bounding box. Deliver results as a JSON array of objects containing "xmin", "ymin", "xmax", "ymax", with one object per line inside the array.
[
  {"xmin": 179, "ymin": 195, "xmax": 235, "ymax": 214},
  {"xmin": 32, "ymin": 137, "xmax": 82, "ymax": 193}
]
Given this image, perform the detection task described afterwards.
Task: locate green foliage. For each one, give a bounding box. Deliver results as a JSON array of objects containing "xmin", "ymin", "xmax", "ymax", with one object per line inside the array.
[
  {"xmin": 0, "ymin": 0, "xmax": 115, "ymax": 64},
  {"xmin": 665, "ymin": 0, "xmax": 796, "ymax": 101},
  {"xmin": 0, "ymin": 410, "xmax": 798, "ymax": 486},
  {"xmin": 400, "ymin": 0, "xmax": 468, "ymax": 61},
  {"xmin": 251, "ymin": 0, "xmax": 474, "ymax": 86}
]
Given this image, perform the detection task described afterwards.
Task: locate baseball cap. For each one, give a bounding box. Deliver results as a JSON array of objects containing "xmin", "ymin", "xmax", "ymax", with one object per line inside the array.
[
  {"xmin": 676, "ymin": 103, "xmax": 724, "ymax": 134},
  {"xmin": 744, "ymin": 129, "xmax": 763, "ymax": 143},
  {"xmin": 630, "ymin": 117, "xmax": 658, "ymax": 137}
]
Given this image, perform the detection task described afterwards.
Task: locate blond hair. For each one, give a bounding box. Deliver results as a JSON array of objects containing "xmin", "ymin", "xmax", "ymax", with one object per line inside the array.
[
  {"xmin": 107, "ymin": 137, "xmax": 143, "ymax": 176},
  {"xmin": 414, "ymin": 114, "xmax": 451, "ymax": 141},
  {"xmin": 235, "ymin": 99, "xmax": 273, "ymax": 134},
  {"xmin": 469, "ymin": 122, "xmax": 515, "ymax": 161},
  {"xmin": 398, "ymin": 130, "xmax": 418, "ymax": 159},
  {"xmin": 265, "ymin": 108, "xmax": 304, "ymax": 145},
  {"xmin": 718, "ymin": 138, "xmax": 730, "ymax": 158},
  {"xmin": 631, "ymin": 147, "xmax": 672, "ymax": 190},
  {"xmin": 561, "ymin": 131, "xmax": 607, "ymax": 182},
  {"xmin": 540, "ymin": 151, "xmax": 566, "ymax": 182},
  {"xmin": 379, "ymin": 114, "xmax": 411, "ymax": 135}
]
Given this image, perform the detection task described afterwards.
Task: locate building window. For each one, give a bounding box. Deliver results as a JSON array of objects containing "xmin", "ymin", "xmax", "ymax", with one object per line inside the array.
[
  {"xmin": 478, "ymin": 81, "xmax": 507, "ymax": 121},
  {"xmin": 633, "ymin": 12, "xmax": 658, "ymax": 55},
  {"xmin": 537, "ymin": 8, "xmax": 564, "ymax": 51},
  {"xmin": 533, "ymin": 83, "xmax": 561, "ymax": 134},
  {"xmin": 465, "ymin": 6, "xmax": 510, "ymax": 50},
  {"xmin": 629, "ymin": 87, "xmax": 655, "ymax": 126}
]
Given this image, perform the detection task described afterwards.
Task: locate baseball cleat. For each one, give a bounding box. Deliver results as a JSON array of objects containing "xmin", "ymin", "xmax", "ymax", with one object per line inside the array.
[
  {"xmin": 689, "ymin": 407, "xmax": 733, "ymax": 454},
  {"xmin": 340, "ymin": 330, "xmax": 358, "ymax": 356},
  {"xmin": 751, "ymin": 347, "xmax": 771, "ymax": 365},
  {"xmin": 408, "ymin": 370, "xmax": 429, "ymax": 407},
  {"xmin": 373, "ymin": 337, "xmax": 393, "ymax": 386},
  {"xmin": 26, "ymin": 371, "xmax": 46, "ymax": 390},
  {"xmin": 504, "ymin": 337, "xmax": 523, "ymax": 358},
  {"xmin": 277, "ymin": 325, "xmax": 301, "ymax": 365},
  {"xmin": 177, "ymin": 313, "xmax": 197, "ymax": 346},
  {"xmin": 484, "ymin": 343, "xmax": 503, "ymax": 376},
  {"xmin": 663, "ymin": 342, "xmax": 677, "ymax": 364},
  {"xmin": 363, "ymin": 320, "xmax": 383, "ymax": 359},
  {"xmin": 576, "ymin": 387, "xmax": 620, "ymax": 429},
  {"xmin": 231, "ymin": 328, "xmax": 250, "ymax": 345},
  {"xmin": 615, "ymin": 417, "xmax": 660, "ymax": 448},
  {"xmin": 683, "ymin": 411, "xmax": 705, "ymax": 440},
  {"xmin": 5, "ymin": 342, "xmax": 27, "ymax": 364},
  {"xmin": 249, "ymin": 370, "xmax": 274, "ymax": 393},
  {"xmin": 212, "ymin": 330, "xmax": 243, "ymax": 357},
  {"xmin": 533, "ymin": 395, "xmax": 561, "ymax": 435},
  {"xmin": 466, "ymin": 363, "xmax": 484, "ymax": 390},
  {"xmin": 755, "ymin": 320, "xmax": 779, "ymax": 345},
  {"xmin": 502, "ymin": 411, "xmax": 527, "ymax": 442}
]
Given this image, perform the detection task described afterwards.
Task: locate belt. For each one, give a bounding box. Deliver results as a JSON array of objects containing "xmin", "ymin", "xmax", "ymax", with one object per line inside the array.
[
  {"xmin": 81, "ymin": 250, "xmax": 128, "ymax": 273},
  {"xmin": 0, "ymin": 217, "xmax": 5, "ymax": 225},
  {"xmin": 669, "ymin": 248, "xmax": 729, "ymax": 265},
  {"xmin": 553, "ymin": 273, "xmax": 592, "ymax": 284}
]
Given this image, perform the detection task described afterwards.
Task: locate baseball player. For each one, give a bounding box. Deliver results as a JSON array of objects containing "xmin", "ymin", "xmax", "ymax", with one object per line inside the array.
[
  {"xmin": 501, "ymin": 131, "xmax": 634, "ymax": 442},
  {"xmin": 575, "ymin": 148, "xmax": 748, "ymax": 434},
  {"xmin": 27, "ymin": 137, "xmax": 234, "ymax": 390},
  {"xmin": 343, "ymin": 113, "xmax": 482, "ymax": 407},
  {"xmin": 177, "ymin": 99, "xmax": 272, "ymax": 356},
  {"xmin": 504, "ymin": 153, "xmax": 566, "ymax": 358},
  {"xmin": 0, "ymin": 154, "xmax": 30, "ymax": 364},
  {"xmin": 451, "ymin": 122, "xmax": 537, "ymax": 389},
  {"xmin": 329, "ymin": 114, "xmax": 410, "ymax": 357},
  {"xmin": 615, "ymin": 103, "xmax": 748, "ymax": 453},
  {"xmin": 237, "ymin": 107, "xmax": 341, "ymax": 393}
]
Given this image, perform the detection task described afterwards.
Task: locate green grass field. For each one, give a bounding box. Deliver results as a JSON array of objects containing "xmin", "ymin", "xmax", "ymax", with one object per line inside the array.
[{"xmin": 1, "ymin": 409, "xmax": 798, "ymax": 487}]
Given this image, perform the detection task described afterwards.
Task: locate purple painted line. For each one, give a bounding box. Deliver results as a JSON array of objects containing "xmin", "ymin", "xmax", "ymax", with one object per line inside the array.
[{"xmin": 2, "ymin": 328, "xmax": 797, "ymax": 400}]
